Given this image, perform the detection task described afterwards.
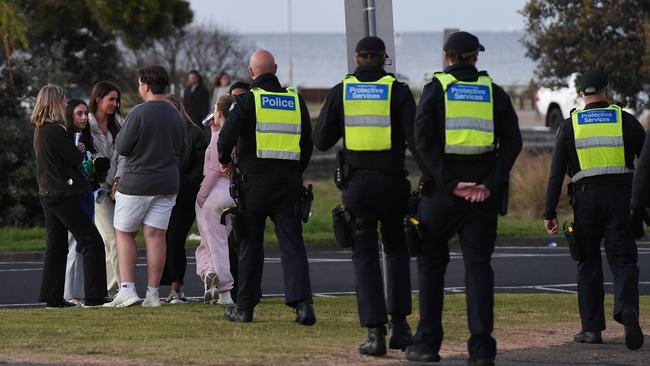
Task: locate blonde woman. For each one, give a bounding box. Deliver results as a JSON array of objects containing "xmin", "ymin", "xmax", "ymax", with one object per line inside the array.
[
  {"xmin": 32, "ymin": 84, "xmax": 107, "ymax": 308},
  {"xmin": 195, "ymin": 94, "xmax": 236, "ymax": 305}
]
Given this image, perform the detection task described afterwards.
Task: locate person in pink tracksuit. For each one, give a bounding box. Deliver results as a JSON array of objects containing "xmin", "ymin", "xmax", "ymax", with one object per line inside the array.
[{"xmin": 195, "ymin": 94, "xmax": 236, "ymax": 305}]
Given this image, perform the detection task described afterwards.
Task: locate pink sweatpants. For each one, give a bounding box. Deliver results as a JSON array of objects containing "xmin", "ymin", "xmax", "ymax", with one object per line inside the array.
[{"xmin": 195, "ymin": 177, "xmax": 235, "ymax": 292}]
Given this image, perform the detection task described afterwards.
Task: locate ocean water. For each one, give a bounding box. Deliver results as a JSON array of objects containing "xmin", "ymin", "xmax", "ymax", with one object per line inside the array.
[{"xmin": 241, "ymin": 32, "xmax": 536, "ymax": 88}]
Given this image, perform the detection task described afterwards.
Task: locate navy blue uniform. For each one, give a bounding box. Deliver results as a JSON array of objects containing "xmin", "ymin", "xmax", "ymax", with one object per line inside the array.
[
  {"xmin": 544, "ymin": 101, "xmax": 645, "ymax": 333},
  {"xmin": 313, "ymin": 66, "xmax": 419, "ymax": 327},
  {"xmin": 412, "ymin": 62, "xmax": 522, "ymax": 361},
  {"xmin": 217, "ymin": 73, "xmax": 313, "ymax": 312}
]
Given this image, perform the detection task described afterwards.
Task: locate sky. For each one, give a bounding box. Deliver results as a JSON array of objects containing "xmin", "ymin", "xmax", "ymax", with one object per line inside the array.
[{"xmin": 188, "ymin": 0, "xmax": 528, "ymax": 33}]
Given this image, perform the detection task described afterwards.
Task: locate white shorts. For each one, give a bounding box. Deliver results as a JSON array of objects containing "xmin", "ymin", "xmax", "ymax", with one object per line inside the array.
[{"xmin": 113, "ymin": 192, "xmax": 176, "ymax": 232}]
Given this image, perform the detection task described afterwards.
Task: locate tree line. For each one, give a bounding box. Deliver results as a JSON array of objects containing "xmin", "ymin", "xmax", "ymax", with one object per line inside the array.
[{"xmin": 0, "ymin": 0, "xmax": 252, "ymax": 226}]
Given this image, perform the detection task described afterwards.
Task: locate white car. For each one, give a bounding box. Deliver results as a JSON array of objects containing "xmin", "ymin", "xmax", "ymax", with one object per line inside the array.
[
  {"xmin": 536, "ymin": 74, "xmax": 649, "ymax": 131},
  {"xmin": 535, "ymin": 74, "xmax": 581, "ymax": 132}
]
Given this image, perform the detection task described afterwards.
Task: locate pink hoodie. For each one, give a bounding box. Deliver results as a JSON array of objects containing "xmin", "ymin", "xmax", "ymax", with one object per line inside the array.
[{"xmin": 197, "ymin": 125, "xmax": 230, "ymax": 205}]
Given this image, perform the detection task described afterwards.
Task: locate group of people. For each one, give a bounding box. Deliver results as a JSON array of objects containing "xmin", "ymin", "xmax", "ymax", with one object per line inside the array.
[
  {"xmin": 33, "ymin": 65, "xmax": 253, "ymax": 310},
  {"xmin": 32, "ymin": 30, "xmax": 650, "ymax": 366}
]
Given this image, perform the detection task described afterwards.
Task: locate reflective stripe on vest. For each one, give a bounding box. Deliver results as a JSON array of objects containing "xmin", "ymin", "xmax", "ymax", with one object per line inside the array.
[
  {"xmin": 342, "ymin": 75, "xmax": 394, "ymax": 151},
  {"xmin": 570, "ymin": 105, "xmax": 631, "ymax": 182},
  {"xmin": 433, "ymin": 72, "xmax": 495, "ymax": 155},
  {"xmin": 252, "ymin": 87, "xmax": 301, "ymax": 161}
]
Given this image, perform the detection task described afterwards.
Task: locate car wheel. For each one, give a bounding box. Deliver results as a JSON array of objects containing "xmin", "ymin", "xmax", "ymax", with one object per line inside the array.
[{"xmin": 547, "ymin": 106, "xmax": 563, "ymax": 132}]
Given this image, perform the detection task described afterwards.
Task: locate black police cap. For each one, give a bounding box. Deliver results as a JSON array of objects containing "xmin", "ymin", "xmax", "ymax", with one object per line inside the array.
[
  {"xmin": 580, "ymin": 70, "xmax": 608, "ymax": 95},
  {"xmin": 355, "ymin": 36, "xmax": 386, "ymax": 54},
  {"xmin": 444, "ymin": 31, "xmax": 485, "ymax": 54}
]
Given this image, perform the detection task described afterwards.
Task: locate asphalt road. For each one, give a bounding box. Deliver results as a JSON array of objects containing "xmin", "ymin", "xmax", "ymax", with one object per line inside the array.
[{"xmin": 2, "ymin": 238, "xmax": 650, "ymax": 306}]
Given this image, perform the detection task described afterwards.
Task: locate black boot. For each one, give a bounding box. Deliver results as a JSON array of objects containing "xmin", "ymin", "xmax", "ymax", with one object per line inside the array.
[
  {"xmin": 389, "ymin": 319, "xmax": 413, "ymax": 350},
  {"xmin": 622, "ymin": 309, "xmax": 644, "ymax": 350},
  {"xmin": 404, "ymin": 344, "xmax": 440, "ymax": 362},
  {"xmin": 294, "ymin": 301, "xmax": 316, "ymax": 325},
  {"xmin": 573, "ymin": 330, "xmax": 602, "ymax": 344},
  {"xmin": 224, "ymin": 305, "xmax": 253, "ymax": 323},
  {"xmin": 358, "ymin": 326, "xmax": 387, "ymax": 356}
]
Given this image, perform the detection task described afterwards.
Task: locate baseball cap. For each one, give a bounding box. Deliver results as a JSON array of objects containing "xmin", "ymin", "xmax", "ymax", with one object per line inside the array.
[
  {"xmin": 444, "ymin": 31, "xmax": 485, "ymax": 54},
  {"xmin": 355, "ymin": 36, "xmax": 386, "ymax": 54},
  {"xmin": 580, "ymin": 70, "xmax": 608, "ymax": 95}
]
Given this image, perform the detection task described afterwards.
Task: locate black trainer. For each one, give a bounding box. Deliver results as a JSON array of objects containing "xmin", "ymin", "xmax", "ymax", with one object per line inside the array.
[
  {"xmin": 622, "ymin": 309, "xmax": 644, "ymax": 350},
  {"xmin": 573, "ymin": 330, "xmax": 603, "ymax": 344},
  {"xmin": 358, "ymin": 326, "xmax": 386, "ymax": 356},
  {"xmin": 294, "ymin": 301, "xmax": 316, "ymax": 326},
  {"xmin": 83, "ymin": 297, "xmax": 112, "ymax": 307},
  {"xmin": 45, "ymin": 300, "xmax": 78, "ymax": 309},
  {"xmin": 224, "ymin": 305, "xmax": 253, "ymax": 323}
]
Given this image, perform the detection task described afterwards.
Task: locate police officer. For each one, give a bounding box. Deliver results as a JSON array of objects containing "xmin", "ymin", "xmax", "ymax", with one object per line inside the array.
[
  {"xmin": 631, "ymin": 120, "xmax": 650, "ymax": 238},
  {"xmin": 406, "ymin": 32, "xmax": 522, "ymax": 365},
  {"xmin": 313, "ymin": 36, "xmax": 419, "ymax": 355},
  {"xmin": 217, "ymin": 49, "xmax": 315, "ymax": 325},
  {"xmin": 543, "ymin": 70, "xmax": 645, "ymax": 350}
]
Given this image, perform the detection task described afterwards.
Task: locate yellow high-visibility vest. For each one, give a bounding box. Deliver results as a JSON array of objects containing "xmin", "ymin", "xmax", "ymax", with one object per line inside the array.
[
  {"xmin": 342, "ymin": 75, "xmax": 394, "ymax": 151},
  {"xmin": 570, "ymin": 105, "xmax": 631, "ymax": 182},
  {"xmin": 252, "ymin": 87, "xmax": 301, "ymax": 161},
  {"xmin": 434, "ymin": 72, "xmax": 495, "ymax": 155}
]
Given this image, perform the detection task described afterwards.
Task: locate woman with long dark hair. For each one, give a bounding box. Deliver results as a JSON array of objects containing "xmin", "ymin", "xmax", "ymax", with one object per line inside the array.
[
  {"xmin": 32, "ymin": 85, "xmax": 107, "ymax": 308},
  {"xmin": 88, "ymin": 81, "xmax": 123, "ymax": 298},
  {"xmin": 160, "ymin": 93, "xmax": 208, "ymax": 303},
  {"xmin": 62, "ymin": 99, "xmax": 96, "ymax": 304}
]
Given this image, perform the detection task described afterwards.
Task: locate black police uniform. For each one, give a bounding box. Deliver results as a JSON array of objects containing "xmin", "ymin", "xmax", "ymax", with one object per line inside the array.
[
  {"xmin": 544, "ymin": 101, "xmax": 645, "ymax": 334},
  {"xmin": 631, "ymin": 131, "xmax": 650, "ymax": 221},
  {"xmin": 412, "ymin": 62, "xmax": 522, "ymax": 361},
  {"xmin": 217, "ymin": 73, "xmax": 314, "ymax": 316},
  {"xmin": 313, "ymin": 65, "xmax": 420, "ymax": 339}
]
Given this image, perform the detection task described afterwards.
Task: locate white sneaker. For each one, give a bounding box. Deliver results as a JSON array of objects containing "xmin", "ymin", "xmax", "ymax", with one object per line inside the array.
[
  {"xmin": 164, "ymin": 290, "xmax": 187, "ymax": 304},
  {"xmin": 66, "ymin": 298, "xmax": 83, "ymax": 307},
  {"xmin": 204, "ymin": 271, "xmax": 219, "ymax": 304},
  {"xmin": 217, "ymin": 291, "xmax": 234, "ymax": 305},
  {"xmin": 142, "ymin": 291, "xmax": 161, "ymax": 307},
  {"xmin": 103, "ymin": 289, "xmax": 140, "ymax": 308}
]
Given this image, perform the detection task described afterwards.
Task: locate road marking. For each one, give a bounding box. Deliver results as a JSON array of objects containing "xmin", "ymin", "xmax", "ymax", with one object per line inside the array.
[{"xmin": 3, "ymin": 282, "xmax": 650, "ymax": 308}]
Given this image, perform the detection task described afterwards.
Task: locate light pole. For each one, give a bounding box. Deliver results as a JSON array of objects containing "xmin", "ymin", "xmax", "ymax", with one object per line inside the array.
[{"xmin": 288, "ymin": 0, "xmax": 293, "ymax": 86}]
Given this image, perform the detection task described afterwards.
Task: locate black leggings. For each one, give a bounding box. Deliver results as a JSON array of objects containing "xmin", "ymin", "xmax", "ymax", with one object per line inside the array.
[
  {"xmin": 39, "ymin": 195, "xmax": 107, "ymax": 303},
  {"xmin": 161, "ymin": 188, "xmax": 197, "ymax": 286}
]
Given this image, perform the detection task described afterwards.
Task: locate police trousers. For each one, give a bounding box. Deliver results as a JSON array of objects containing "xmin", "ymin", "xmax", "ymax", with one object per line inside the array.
[
  {"xmin": 414, "ymin": 196, "xmax": 498, "ymax": 361},
  {"xmin": 236, "ymin": 177, "xmax": 313, "ymax": 311},
  {"xmin": 342, "ymin": 170, "xmax": 412, "ymax": 327},
  {"xmin": 573, "ymin": 185, "xmax": 639, "ymax": 332}
]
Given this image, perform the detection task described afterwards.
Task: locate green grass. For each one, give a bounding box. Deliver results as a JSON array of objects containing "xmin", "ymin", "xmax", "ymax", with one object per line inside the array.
[
  {"xmin": 0, "ymin": 180, "xmax": 620, "ymax": 252},
  {"xmin": 0, "ymin": 294, "xmax": 648, "ymax": 365}
]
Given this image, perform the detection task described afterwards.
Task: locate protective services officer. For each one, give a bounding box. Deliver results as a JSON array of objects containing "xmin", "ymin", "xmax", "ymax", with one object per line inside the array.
[
  {"xmin": 313, "ymin": 36, "xmax": 422, "ymax": 356},
  {"xmin": 217, "ymin": 49, "xmax": 316, "ymax": 325},
  {"xmin": 631, "ymin": 118, "xmax": 650, "ymax": 238},
  {"xmin": 406, "ymin": 31, "xmax": 522, "ymax": 365},
  {"xmin": 543, "ymin": 70, "xmax": 645, "ymax": 350}
]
